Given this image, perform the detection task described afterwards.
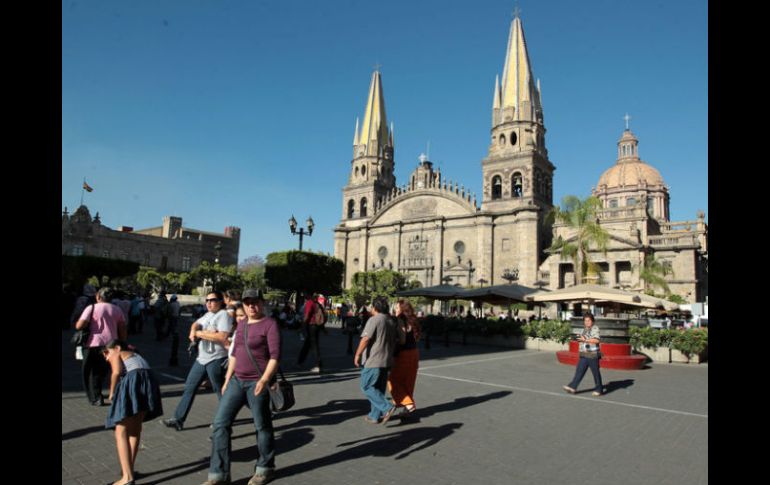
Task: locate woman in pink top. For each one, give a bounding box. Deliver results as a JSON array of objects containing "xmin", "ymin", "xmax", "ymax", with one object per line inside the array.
[{"xmin": 75, "ymin": 287, "xmax": 127, "ymax": 406}]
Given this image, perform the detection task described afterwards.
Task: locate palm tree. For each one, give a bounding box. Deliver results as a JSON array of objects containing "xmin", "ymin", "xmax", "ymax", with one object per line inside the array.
[
  {"xmin": 548, "ymin": 195, "xmax": 610, "ymax": 285},
  {"xmin": 636, "ymin": 252, "xmax": 674, "ymax": 296}
]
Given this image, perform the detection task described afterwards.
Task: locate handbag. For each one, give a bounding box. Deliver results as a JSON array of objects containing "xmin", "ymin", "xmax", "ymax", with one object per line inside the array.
[
  {"xmin": 242, "ymin": 321, "xmax": 295, "ymax": 412},
  {"xmin": 71, "ymin": 304, "xmax": 95, "ymax": 346}
]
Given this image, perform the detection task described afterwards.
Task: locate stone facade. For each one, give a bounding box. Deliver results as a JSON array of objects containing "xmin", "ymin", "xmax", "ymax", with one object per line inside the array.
[
  {"xmin": 335, "ymin": 15, "xmax": 553, "ymax": 290},
  {"xmin": 61, "ymin": 205, "xmax": 240, "ymax": 272},
  {"xmin": 334, "ymin": 12, "xmax": 707, "ymax": 304},
  {"xmin": 541, "ymin": 128, "xmax": 708, "ymax": 302}
]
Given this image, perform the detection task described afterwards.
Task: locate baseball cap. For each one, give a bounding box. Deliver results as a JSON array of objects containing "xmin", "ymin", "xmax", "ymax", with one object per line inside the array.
[{"xmin": 241, "ymin": 288, "xmax": 264, "ymax": 301}]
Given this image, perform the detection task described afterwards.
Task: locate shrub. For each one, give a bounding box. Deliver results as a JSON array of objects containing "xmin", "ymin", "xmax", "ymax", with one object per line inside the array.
[
  {"xmin": 671, "ymin": 327, "xmax": 708, "ymax": 357},
  {"xmin": 629, "ymin": 327, "xmax": 708, "ymax": 357}
]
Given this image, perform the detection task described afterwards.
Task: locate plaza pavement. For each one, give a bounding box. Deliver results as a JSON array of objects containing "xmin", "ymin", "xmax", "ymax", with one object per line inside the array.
[{"xmin": 62, "ymin": 317, "xmax": 708, "ymax": 485}]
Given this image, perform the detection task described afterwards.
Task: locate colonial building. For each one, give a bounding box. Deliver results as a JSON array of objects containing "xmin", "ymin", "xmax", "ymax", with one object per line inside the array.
[
  {"xmin": 335, "ymin": 14, "xmax": 554, "ymax": 291},
  {"xmin": 333, "ymin": 12, "xmax": 707, "ymax": 303},
  {"xmin": 61, "ymin": 205, "xmax": 240, "ymax": 272},
  {"xmin": 541, "ymin": 127, "xmax": 708, "ymax": 302}
]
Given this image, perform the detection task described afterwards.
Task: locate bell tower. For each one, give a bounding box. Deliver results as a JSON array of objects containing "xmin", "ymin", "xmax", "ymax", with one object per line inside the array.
[
  {"xmin": 341, "ymin": 70, "xmax": 395, "ymax": 223},
  {"xmin": 481, "ymin": 13, "xmax": 554, "ymax": 212}
]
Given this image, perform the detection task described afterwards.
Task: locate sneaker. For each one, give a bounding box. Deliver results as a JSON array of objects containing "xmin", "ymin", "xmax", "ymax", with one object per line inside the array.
[
  {"xmin": 562, "ymin": 385, "xmax": 576, "ymax": 394},
  {"xmin": 248, "ymin": 469, "xmax": 275, "ymax": 485},
  {"xmin": 380, "ymin": 406, "xmax": 397, "ymax": 424},
  {"xmin": 161, "ymin": 418, "xmax": 183, "ymax": 431},
  {"xmin": 592, "ymin": 391, "xmax": 602, "ymax": 396},
  {"xmin": 200, "ymin": 480, "xmax": 230, "ymax": 485},
  {"xmin": 310, "ymin": 366, "xmax": 320, "ymax": 373},
  {"xmin": 363, "ymin": 416, "xmax": 380, "ymax": 424}
]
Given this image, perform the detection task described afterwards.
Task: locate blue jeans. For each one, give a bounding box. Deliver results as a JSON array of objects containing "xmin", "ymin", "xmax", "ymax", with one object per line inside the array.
[
  {"xmin": 174, "ymin": 357, "xmax": 227, "ymax": 423},
  {"xmin": 568, "ymin": 356, "xmax": 603, "ymax": 392},
  {"xmin": 208, "ymin": 376, "xmax": 275, "ymax": 481},
  {"xmin": 360, "ymin": 367, "xmax": 393, "ymax": 420}
]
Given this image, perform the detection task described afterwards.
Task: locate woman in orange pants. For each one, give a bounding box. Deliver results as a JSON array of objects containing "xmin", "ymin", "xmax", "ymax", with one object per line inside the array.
[{"xmin": 388, "ymin": 299, "xmax": 421, "ymax": 416}]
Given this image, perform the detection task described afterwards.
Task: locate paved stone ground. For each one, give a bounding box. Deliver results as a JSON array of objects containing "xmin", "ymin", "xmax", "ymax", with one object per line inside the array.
[{"xmin": 62, "ymin": 317, "xmax": 707, "ymax": 485}]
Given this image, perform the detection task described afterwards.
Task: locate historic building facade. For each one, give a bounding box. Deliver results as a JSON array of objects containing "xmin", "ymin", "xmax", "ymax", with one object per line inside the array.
[
  {"xmin": 335, "ymin": 14, "xmax": 554, "ymax": 291},
  {"xmin": 61, "ymin": 205, "xmax": 240, "ymax": 272},
  {"xmin": 540, "ymin": 128, "xmax": 708, "ymax": 302},
  {"xmin": 334, "ymin": 12, "xmax": 707, "ymax": 303}
]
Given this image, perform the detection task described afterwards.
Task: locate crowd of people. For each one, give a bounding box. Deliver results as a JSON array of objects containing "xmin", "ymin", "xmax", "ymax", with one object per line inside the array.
[
  {"xmin": 66, "ymin": 282, "xmax": 427, "ymax": 485},
  {"xmin": 66, "ymin": 282, "xmax": 603, "ymax": 485}
]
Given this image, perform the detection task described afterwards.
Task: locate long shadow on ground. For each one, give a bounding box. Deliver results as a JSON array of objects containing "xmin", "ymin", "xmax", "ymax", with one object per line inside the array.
[{"xmin": 275, "ymin": 422, "xmax": 464, "ymax": 479}]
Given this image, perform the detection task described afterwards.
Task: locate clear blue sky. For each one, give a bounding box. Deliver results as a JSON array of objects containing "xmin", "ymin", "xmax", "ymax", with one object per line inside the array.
[{"xmin": 62, "ymin": 0, "xmax": 708, "ymax": 264}]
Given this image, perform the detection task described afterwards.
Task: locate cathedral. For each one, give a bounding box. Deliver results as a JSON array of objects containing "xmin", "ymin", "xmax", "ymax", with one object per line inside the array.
[{"xmin": 333, "ymin": 13, "xmax": 707, "ymax": 303}]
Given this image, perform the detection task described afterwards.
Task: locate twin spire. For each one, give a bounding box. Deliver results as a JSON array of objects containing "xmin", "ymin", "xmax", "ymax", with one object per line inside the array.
[
  {"xmin": 353, "ymin": 70, "xmax": 393, "ymax": 157},
  {"xmin": 493, "ymin": 14, "xmax": 543, "ymax": 123}
]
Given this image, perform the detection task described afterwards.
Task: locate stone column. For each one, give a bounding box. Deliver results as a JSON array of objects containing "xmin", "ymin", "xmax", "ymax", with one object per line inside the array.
[
  {"xmin": 395, "ymin": 224, "xmax": 402, "ymax": 270},
  {"xmin": 359, "ymin": 227, "xmax": 369, "ymax": 273},
  {"xmin": 436, "ymin": 219, "xmax": 445, "ymax": 283},
  {"xmin": 477, "ymin": 215, "xmax": 495, "ymax": 284}
]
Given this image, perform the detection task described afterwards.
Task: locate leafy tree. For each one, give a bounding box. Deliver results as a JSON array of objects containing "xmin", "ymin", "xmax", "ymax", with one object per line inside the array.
[
  {"xmin": 163, "ymin": 272, "xmax": 191, "ymax": 293},
  {"xmin": 188, "ymin": 261, "xmax": 242, "ymax": 292},
  {"xmin": 548, "ymin": 195, "xmax": 610, "ymax": 285},
  {"xmin": 637, "ymin": 253, "xmax": 674, "ymax": 296},
  {"xmin": 239, "ymin": 255, "xmax": 265, "ymax": 271},
  {"xmin": 135, "ymin": 266, "xmax": 165, "ymax": 293},
  {"xmin": 62, "ymin": 255, "xmax": 140, "ymax": 291},
  {"xmin": 265, "ymin": 250, "xmax": 344, "ymax": 297},
  {"xmin": 342, "ymin": 269, "xmax": 421, "ymax": 308}
]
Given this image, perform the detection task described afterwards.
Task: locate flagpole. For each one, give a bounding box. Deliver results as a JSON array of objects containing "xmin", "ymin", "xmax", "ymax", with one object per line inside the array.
[{"xmin": 80, "ymin": 177, "xmax": 85, "ymax": 207}]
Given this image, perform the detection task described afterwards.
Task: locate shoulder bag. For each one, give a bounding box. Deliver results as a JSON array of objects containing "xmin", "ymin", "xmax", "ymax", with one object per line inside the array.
[
  {"xmin": 242, "ymin": 321, "xmax": 295, "ymax": 412},
  {"xmin": 71, "ymin": 304, "xmax": 95, "ymax": 346}
]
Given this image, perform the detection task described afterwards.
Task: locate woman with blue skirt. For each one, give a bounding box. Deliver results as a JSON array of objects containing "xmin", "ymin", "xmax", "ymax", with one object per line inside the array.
[{"xmin": 103, "ymin": 339, "xmax": 163, "ymax": 485}]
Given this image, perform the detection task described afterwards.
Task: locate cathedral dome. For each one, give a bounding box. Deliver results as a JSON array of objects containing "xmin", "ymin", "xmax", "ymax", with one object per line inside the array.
[
  {"xmin": 597, "ymin": 160, "xmax": 665, "ymax": 188},
  {"xmin": 597, "ymin": 128, "xmax": 665, "ymax": 189}
]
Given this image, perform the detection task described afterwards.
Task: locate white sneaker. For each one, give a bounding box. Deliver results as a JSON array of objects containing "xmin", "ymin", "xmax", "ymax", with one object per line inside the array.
[{"xmin": 310, "ymin": 366, "xmax": 320, "ymax": 373}]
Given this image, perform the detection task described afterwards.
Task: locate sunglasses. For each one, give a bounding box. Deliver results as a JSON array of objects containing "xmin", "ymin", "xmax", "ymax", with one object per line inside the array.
[{"xmin": 205, "ymin": 298, "xmax": 222, "ymax": 303}]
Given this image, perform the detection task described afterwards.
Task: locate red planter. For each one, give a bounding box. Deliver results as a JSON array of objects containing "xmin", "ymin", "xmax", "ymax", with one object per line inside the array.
[{"xmin": 556, "ymin": 342, "xmax": 646, "ymax": 370}]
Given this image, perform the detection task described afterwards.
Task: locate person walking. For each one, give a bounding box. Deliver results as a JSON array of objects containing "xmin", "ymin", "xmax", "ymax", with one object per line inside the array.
[
  {"xmin": 297, "ymin": 292, "xmax": 325, "ymax": 373},
  {"xmin": 388, "ymin": 299, "xmax": 421, "ymax": 416},
  {"xmin": 154, "ymin": 292, "xmax": 170, "ymax": 341},
  {"xmin": 103, "ymin": 339, "xmax": 163, "ymax": 485},
  {"xmin": 168, "ymin": 294, "xmax": 182, "ymax": 366},
  {"xmin": 202, "ymin": 288, "xmax": 280, "ymax": 485},
  {"xmin": 563, "ymin": 312, "xmax": 604, "ymax": 396},
  {"xmin": 353, "ymin": 296, "xmax": 404, "ymax": 424},
  {"xmin": 74, "ymin": 287, "xmax": 127, "ymax": 406},
  {"xmin": 161, "ymin": 291, "xmax": 232, "ymax": 431}
]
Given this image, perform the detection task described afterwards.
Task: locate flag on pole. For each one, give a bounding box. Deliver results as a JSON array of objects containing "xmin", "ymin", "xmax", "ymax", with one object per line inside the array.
[{"xmin": 83, "ymin": 181, "xmax": 94, "ymax": 192}]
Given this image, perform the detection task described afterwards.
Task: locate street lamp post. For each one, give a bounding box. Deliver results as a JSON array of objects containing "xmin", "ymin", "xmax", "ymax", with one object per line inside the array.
[{"xmin": 289, "ymin": 215, "xmax": 314, "ymax": 251}]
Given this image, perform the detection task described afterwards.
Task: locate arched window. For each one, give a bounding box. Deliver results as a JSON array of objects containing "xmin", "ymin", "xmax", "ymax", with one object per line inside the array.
[
  {"xmin": 355, "ymin": 166, "xmax": 359, "ymax": 177},
  {"xmin": 360, "ymin": 197, "xmax": 368, "ymax": 217},
  {"xmin": 512, "ymin": 172, "xmax": 523, "ymax": 197},
  {"xmin": 609, "ymin": 199, "xmax": 618, "ymax": 208},
  {"xmin": 492, "ymin": 175, "xmax": 502, "ymax": 200},
  {"xmin": 347, "ymin": 199, "xmax": 355, "ymax": 219},
  {"xmin": 626, "ymin": 197, "xmax": 637, "ymax": 206},
  {"xmin": 361, "ymin": 165, "xmax": 366, "ymax": 176},
  {"xmin": 510, "ymin": 131, "xmax": 517, "ymax": 146},
  {"xmin": 499, "ymin": 134, "xmax": 506, "ymax": 146}
]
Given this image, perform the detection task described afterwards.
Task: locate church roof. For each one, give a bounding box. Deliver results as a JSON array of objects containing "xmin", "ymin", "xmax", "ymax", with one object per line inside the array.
[
  {"xmin": 497, "ymin": 15, "xmax": 543, "ymax": 122},
  {"xmin": 355, "ymin": 70, "xmax": 390, "ymax": 156},
  {"xmin": 598, "ymin": 161, "xmax": 665, "ymax": 188},
  {"xmin": 597, "ymin": 128, "xmax": 666, "ymax": 189}
]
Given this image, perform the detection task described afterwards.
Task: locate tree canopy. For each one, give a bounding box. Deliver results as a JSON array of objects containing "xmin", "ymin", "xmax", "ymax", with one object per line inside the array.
[
  {"xmin": 342, "ymin": 269, "xmax": 421, "ymax": 308},
  {"xmin": 548, "ymin": 195, "xmax": 610, "ymax": 285},
  {"xmin": 265, "ymin": 250, "xmax": 344, "ymax": 296}
]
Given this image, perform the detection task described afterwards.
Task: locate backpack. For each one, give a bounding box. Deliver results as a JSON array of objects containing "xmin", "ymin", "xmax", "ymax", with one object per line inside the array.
[{"xmin": 310, "ymin": 301, "xmax": 327, "ymax": 325}]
